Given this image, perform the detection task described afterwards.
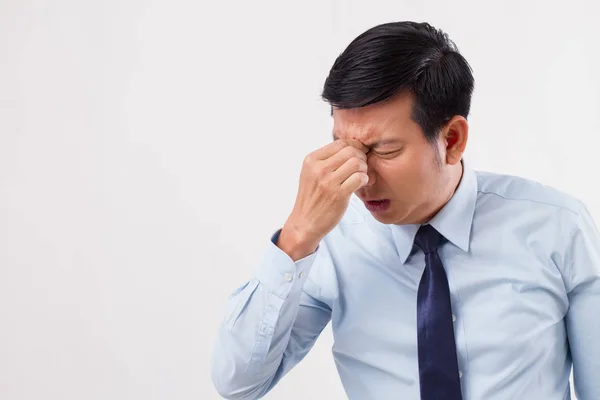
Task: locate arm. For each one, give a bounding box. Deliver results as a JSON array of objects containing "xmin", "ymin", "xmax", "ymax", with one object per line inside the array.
[
  {"xmin": 564, "ymin": 202, "xmax": 600, "ymax": 399},
  {"xmin": 210, "ymin": 230, "xmax": 335, "ymax": 400},
  {"xmin": 210, "ymin": 138, "xmax": 367, "ymax": 399}
]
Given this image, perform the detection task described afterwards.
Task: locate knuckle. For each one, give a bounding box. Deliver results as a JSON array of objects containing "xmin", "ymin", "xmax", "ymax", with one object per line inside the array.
[
  {"xmin": 341, "ymin": 146, "xmax": 354, "ymax": 158},
  {"xmin": 303, "ymin": 154, "xmax": 316, "ymax": 167},
  {"xmin": 352, "ymin": 157, "xmax": 364, "ymax": 171},
  {"xmin": 333, "ymin": 140, "xmax": 346, "ymax": 151},
  {"xmin": 347, "ymin": 157, "xmax": 358, "ymax": 170},
  {"xmin": 319, "ymin": 175, "xmax": 334, "ymax": 192},
  {"xmin": 315, "ymin": 166, "xmax": 327, "ymax": 180}
]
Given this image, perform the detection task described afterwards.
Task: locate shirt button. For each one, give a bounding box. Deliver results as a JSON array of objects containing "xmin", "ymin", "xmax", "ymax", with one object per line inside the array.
[
  {"xmin": 459, "ymin": 371, "xmax": 463, "ymax": 378},
  {"xmin": 452, "ymin": 315, "xmax": 456, "ymax": 322},
  {"xmin": 284, "ymin": 273, "xmax": 293, "ymax": 282},
  {"xmin": 299, "ymin": 271, "xmax": 305, "ymax": 278}
]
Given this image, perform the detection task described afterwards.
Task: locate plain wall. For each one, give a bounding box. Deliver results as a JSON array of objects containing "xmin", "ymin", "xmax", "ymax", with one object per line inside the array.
[{"xmin": 1, "ymin": 0, "xmax": 598, "ymax": 399}]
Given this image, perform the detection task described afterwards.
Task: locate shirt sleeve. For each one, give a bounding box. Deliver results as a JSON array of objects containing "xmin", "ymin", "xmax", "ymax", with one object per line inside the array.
[
  {"xmin": 564, "ymin": 202, "xmax": 600, "ymax": 399},
  {"xmin": 210, "ymin": 229, "xmax": 334, "ymax": 400}
]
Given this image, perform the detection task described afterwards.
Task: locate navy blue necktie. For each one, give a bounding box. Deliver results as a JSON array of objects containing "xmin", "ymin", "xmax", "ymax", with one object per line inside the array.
[{"xmin": 414, "ymin": 224, "xmax": 463, "ymax": 400}]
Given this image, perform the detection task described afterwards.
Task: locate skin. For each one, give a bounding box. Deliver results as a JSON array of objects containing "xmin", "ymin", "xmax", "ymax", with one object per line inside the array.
[
  {"xmin": 332, "ymin": 91, "xmax": 469, "ymax": 225},
  {"xmin": 278, "ymin": 90, "xmax": 469, "ymax": 261}
]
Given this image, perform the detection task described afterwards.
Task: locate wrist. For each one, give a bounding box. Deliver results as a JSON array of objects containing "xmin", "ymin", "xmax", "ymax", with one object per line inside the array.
[{"xmin": 277, "ymin": 222, "xmax": 320, "ymax": 262}]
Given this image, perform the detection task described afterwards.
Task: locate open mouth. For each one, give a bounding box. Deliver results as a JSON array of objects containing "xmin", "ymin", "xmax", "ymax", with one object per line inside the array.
[{"xmin": 365, "ymin": 199, "xmax": 390, "ymax": 212}]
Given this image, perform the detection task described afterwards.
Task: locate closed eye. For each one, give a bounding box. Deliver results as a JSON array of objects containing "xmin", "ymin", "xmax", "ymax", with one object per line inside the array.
[{"xmin": 371, "ymin": 149, "xmax": 402, "ymax": 157}]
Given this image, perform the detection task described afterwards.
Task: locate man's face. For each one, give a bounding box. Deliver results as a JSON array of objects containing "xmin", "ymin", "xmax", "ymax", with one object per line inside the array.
[{"xmin": 332, "ymin": 91, "xmax": 456, "ymax": 225}]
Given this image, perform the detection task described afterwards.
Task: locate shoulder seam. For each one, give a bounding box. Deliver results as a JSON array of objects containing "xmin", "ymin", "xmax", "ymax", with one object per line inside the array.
[{"xmin": 477, "ymin": 189, "xmax": 581, "ymax": 216}]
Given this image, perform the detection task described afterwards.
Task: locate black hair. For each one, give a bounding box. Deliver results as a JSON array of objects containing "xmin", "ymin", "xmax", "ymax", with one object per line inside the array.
[{"xmin": 322, "ymin": 21, "xmax": 475, "ymax": 143}]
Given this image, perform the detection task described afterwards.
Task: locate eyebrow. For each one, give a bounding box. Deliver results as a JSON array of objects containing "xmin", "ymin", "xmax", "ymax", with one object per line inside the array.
[{"xmin": 331, "ymin": 134, "xmax": 403, "ymax": 149}]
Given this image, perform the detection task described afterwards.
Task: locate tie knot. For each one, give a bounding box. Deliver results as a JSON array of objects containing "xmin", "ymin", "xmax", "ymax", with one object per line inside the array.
[{"xmin": 414, "ymin": 224, "xmax": 446, "ymax": 254}]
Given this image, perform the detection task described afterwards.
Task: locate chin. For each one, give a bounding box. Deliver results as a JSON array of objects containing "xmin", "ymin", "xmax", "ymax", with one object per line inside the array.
[
  {"xmin": 370, "ymin": 207, "xmax": 415, "ymax": 225},
  {"xmin": 371, "ymin": 212, "xmax": 398, "ymax": 225}
]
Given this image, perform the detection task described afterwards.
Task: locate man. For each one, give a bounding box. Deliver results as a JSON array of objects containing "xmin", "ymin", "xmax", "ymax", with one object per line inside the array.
[{"xmin": 210, "ymin": 21, "xmax": 600, "ymax": 399}]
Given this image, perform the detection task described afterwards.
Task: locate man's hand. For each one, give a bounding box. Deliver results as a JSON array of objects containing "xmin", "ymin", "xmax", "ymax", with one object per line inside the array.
[{"xmin": 277, "ymin": 139, "xmax": 369, "ymax": 261}]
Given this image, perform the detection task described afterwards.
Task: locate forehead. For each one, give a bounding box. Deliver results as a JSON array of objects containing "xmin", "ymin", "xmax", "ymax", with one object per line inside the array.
[{"xmin": 331, "ymin": 92, "xmax": 415, "ymax": 141}]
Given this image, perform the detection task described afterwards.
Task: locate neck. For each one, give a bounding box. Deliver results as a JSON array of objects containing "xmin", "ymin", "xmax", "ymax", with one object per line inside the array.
[{"xmin": 420, "ymin": 161, "xmax": 464, "ymax": 224}]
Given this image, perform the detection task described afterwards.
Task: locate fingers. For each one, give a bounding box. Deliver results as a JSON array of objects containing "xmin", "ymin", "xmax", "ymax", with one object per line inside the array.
[
  {"xmin": 331, "ymin": 155, "xmax": 368, "ymax": 185},
  {"xmin": 340, "ymin": 171, "xmax": 369, "ymax": 197},
  {"xmin": 322, "ymin": 144, "xmax": 367, "ymax": 172},
  {"xmin": 312, "ymin": 138, "xmax": 368, "ymax": 161},
  {"xmin": 301, "ymin": 137, "xmax": 369, "ymax": 200}
]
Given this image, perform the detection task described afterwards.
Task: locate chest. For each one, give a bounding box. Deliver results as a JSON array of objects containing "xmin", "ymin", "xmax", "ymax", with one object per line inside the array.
[{"xmin": 329, "ymin": 238, "xmax": 570, "ymax": 363}]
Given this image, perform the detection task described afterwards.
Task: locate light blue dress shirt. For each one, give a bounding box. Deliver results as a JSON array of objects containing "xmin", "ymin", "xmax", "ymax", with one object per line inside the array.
[{"xmin": 211, "ymin": 161, "xmax": 600, "ymax": 399}]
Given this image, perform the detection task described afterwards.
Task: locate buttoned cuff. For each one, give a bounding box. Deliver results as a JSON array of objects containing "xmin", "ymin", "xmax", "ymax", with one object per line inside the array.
[{"xmin": 252, "ymin": 229, "xmax": 319, "ymax": 299}]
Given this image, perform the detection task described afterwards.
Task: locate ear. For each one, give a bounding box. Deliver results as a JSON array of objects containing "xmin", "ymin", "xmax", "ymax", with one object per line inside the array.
[{"xmin": 441, "ymin": 116, "xmax": 468, "ymax": 165}]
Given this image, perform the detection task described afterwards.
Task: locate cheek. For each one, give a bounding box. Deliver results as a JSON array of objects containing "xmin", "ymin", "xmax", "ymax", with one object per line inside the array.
[
  {"xmin": 373, "ymin": 151, "xmax": 436, "ymax": 194},
  {"xmin": 370, "ymin": 158, "xmax": 405, "ymax": 179},
  {"xmin": 371, "ymin": 157, "xmax": 419, "ymax": 187}
]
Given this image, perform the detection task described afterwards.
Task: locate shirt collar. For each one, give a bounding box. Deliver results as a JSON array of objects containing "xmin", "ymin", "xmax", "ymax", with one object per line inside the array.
[{"xmin": 389, "ymin": 159, "xmax": 478, "ymax": 264}]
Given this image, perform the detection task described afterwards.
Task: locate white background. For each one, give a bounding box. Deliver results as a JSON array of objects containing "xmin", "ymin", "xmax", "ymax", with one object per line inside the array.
[{"xmin": 1, "ymin": 0, "xmax": 598, "ymax": 399}]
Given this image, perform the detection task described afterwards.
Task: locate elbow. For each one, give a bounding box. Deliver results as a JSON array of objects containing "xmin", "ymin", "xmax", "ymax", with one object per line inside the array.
[
  {"xmin": 210, "ymin": 351, "xmax": 272, "ymax": 400},
  {"xmin": 211, "ymin": 373, "xmax": 252, "ymax": 400},
  {"xmin": 210, "ymin": 354, "xmax": 246, "ymax": 399},
  {"xmin": 211, "ymin": 374, "xmax": 270, "ymax": 400}
]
